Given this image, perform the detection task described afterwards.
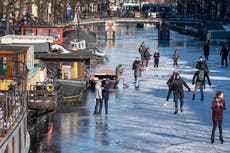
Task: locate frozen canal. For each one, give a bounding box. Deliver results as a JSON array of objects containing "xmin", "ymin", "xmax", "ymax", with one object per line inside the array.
[{"xmin": 29, "ymin": 24, "xmax": 230, "ymax": 153}]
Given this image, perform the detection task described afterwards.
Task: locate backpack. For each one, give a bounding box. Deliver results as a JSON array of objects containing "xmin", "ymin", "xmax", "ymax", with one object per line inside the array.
[
  {"xmin": 138, "ymin": 46, "xmax": 142, "ymax": 53},
  {"xmin": 198, "ymin": 70, "xmax": 205, "ymax": 81}
]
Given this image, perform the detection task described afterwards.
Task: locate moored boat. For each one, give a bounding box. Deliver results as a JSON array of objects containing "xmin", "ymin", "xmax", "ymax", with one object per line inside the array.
[
  {"xmin": 0, "ymin": 46, "xmax": 31, "ymax": 153},
  {"xmin": 89, "ymin": 69, "xmax": 119, "ymax": 90}
]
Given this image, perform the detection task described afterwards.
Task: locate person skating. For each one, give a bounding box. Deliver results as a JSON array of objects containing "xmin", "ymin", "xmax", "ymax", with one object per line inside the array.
[
  {"xmin": 138, "ymin": 42, "xmax": 146, "ymax": 65},
  {"xmin": 220, "ymin": 44, "xmax": 229, "ymax": 67},
  {"xmin": 171, "ymin": 72, "xmax": 191, "ymax": 114},
  {"xmin": 102, "ymin": 78, "xmax": 110, "ymax": 114},
  {"xmin": 211, "ymin": 91, "xmax": 226, "ymax": 144},
  {"xmin": 164, "ymin": 71, "xmax": 176, "ymax": 107},
  {"xmin": 144, "ymin": 47, "xmax": 152, "ymax": 70},
  {"xmin": 166, "ymin": 71, "xmax": 176, "ymax": 102},
  {"xmin": 116, "ymin": 64, "xmax": 128, "ymax": 88},
  {"xmin": 132, "ymin": 58, "xmax": 144, "ymax": 90},
  {"xmin": 173, "ymin": 49, "xmax": 179, "ymax": 67},
  {"xmin": 138, "ymin": 42, "xmax": 145, "ymax": 54},
  {"xmin": 192, "ymin": 69, "xmax": 211, "ymax": 101},
  {"xmin": 153, "ymin": 49, "xmax": 160, "ymax": 69},
  {"xmin": 196, "ymin": 56, "xmax": 209, "ymax": 73},
  {"xmin": 132, "ymin": 57, "xmax": 140, "ymax": 82},
  {"xmin": 203, "ymin": 42, "xmax": 210, "ymax": 61},
  {"xmin": 94, "ymin": 81, "xmax": 103, "ymax": 115}
]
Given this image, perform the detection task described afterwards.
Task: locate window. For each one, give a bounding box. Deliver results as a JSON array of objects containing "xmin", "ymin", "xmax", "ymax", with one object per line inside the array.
[
  {"xmin": 24, "ymin": 29, "xmax": 34, "ymax": 35},
  {"xmin": 0, "ymin": 56, "xmax": 7, "ymax": 75},
  {"xmin": 37, "ymin": 29, "xmax": 47, "ymax": 36},
  {"xmin": 50, "ymin": 29, "xmax": 60, "ymax": 41}
]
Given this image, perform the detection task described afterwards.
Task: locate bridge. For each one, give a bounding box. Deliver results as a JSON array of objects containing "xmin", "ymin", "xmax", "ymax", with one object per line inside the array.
[
  {"xmin": 66, "ymin": 17, "xmax": 222, "ymax": 41},
  {"xmin": 69, "ymin": 17, "xmax": 205, "ymax": 25}
]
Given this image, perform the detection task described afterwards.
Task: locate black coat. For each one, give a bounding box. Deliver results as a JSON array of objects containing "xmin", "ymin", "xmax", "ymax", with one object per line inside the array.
[
  {"xmin": 102, "ymin": 82, "xmax": 110, "ymax": 99},
  {"xmin": 192, "ymin": 70, "xmax": 211, "ymax": 85},
  {"xmin": 171, "ymin": 78, "xmax": 190, "ymax": 98},
  {"xmin": 167, "ymin": 75, "xmax": 174, "ymax": 89},
  {"xmin": 154, "ymin": 52, "xmax": 160, "ymax": 60},
  {"xmin": 196, "ymin": 61, "xmax": 209, "ymax": 72},
  {"xmin": 220, "ymin": 46, "xmax": 229, "ymax": 57}
]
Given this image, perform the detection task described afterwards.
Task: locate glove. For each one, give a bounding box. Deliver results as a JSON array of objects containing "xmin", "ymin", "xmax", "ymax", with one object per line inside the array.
[{"xmin": 192, "ymin": 82, "xmax": 194, "ymax": 85}]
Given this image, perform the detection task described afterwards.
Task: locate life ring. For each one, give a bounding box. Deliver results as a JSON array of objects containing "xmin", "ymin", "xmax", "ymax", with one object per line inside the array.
[{"xmin": 46, "ymin": 83, "xmax": 54, "ymax": 91}]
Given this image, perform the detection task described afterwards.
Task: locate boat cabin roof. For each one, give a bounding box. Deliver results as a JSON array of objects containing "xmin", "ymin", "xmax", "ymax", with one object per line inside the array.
[
  {"xmin": 35, "ymin": 50, "xmax": 91, "ymax": 61},
  {"xmin": 0, "ymin": 45, "xmax": 28, "ymax": 53}
]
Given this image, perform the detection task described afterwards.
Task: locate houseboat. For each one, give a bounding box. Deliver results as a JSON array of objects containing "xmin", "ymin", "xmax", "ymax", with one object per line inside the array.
[
  {"xmin": 35, "ymin": 50, "xmax": 91, "ymax": 101},
  {"xmin": 20, "ymin": 26, "xmax": 108, "ymax": 63},
  {"xmin": 0, "ymin": 46, "xmax": 31, "ymax": 153}
]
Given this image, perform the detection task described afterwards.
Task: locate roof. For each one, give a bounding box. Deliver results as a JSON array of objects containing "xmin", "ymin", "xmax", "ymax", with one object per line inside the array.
[
  {"xmin": 93, "ymin": 69, "xmax": 116, "ymax": 76},
  {"xmin": 0, "ymin": 45, "xmax": 28, "ymax": 52},
  {"xmin": 35, "ymin": 50, "xmax": 91, "ymax": 60}
]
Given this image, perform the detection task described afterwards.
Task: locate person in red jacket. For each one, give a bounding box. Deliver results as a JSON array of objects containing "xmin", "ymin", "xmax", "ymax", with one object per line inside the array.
[{"xmin": 211, "ymin": 91, "xmax": 226, "ymax": 144}]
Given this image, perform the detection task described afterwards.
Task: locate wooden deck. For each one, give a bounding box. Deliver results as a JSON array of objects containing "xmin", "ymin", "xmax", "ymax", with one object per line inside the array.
[{"xmin": 27, "ymin": 90, "xmax": 58, "ymax": 110}]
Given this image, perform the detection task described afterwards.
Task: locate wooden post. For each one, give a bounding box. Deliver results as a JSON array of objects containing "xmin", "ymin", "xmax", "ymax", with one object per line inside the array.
[{"xmin": 105, "ymin": 21, "xmax": 115, "ymax": 40}]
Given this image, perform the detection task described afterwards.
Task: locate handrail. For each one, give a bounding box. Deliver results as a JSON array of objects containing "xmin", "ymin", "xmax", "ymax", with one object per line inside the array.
[{"xmin": 0, "ymin": 91, "xmax": 26, "ymax": 137}]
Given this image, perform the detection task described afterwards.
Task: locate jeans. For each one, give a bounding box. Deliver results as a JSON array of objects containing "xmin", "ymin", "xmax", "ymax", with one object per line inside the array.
[
  {"xmin": 135, "ymin": 77, "xmax": 140, "ymax": 88},
  {"xmin": 166, "ymin": 88, "xmax": 173, "ymax": 101},
  {"xmin": 221, "ymin": 56, "xmax": 228, "ymax": 67},
  {"xmin": 193, "ymin": 82, "xmax": 204, "ymax": 98},
  {"xmin": 94, "ymin": 98, "xmax": 102, "ymax": 114},
  {"xmin": 173, "ymin": 58, "xmax": 178, "ymax": 67},
  {"xmin": 211, "ymin": 120, "xmax": 223, "ymax": 138},
  {"xmin": 174, "ymin": 97, "xmax": 184, "ymax": 109}
]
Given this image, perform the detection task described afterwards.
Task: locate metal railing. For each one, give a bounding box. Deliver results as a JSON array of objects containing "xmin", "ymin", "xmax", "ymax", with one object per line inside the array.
[
  {"xmin": 0, "ymin": 91, "xmax": 26, "ymax": 137},
  {"xmin": 27, "ymin": 83, "xmax": 58, "ymax": 110}
]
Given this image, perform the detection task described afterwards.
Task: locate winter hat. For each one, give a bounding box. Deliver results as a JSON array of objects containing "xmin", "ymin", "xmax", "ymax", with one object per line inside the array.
[{"xmin": 174, "ymin": 71, "xmax": 180, "ymax": 76}]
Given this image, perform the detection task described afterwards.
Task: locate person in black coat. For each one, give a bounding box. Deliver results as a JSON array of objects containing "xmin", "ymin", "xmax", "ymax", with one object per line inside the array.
[
  {"xmin": 171, "ymin": 72, "xmax": 191, "ymax": 114},
  {"xmin": 102, "ymin": 78, "xmax": 110, "ymax": 114},
  {"xmin": 203, "ymin": 42, "xmax": 210, "ymax": 61},
  {"xmin": 166, "ymin": 71, "xmax": 176, "ymax": 102},
  {"xmin": 196, "ymin": 56, "xmax": 209, "ymax": 72},
  {"xmin": 192, "ymin": 70, "xmax": 211, "ymax": 101},
  {"xmin": 153, "ymin": 49, "xmax": 160, "ymax": 68},
  {"xmin": 220, "ymin": 44, "xmax": 229, "ymax": 67}
]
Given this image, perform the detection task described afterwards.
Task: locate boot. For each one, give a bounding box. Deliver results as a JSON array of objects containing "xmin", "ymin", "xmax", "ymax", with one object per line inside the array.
[
  {"xmin": 201, "ymin": 96, "xmax": 204, "ymax": 101},
  {"xmin": 211, "ymin": 135, "xmax": 214, "ymax": 144},
  {"xmin": 192, "ymin": 94, "xmax": 195, "ymax": 101},
  {"xmin": 180, "ymin": 106, "xmax": 183, "ymax": 112},
  {"xmin": 174, "ymin": 108, "xmax": 178, "ymax": 114},
  {"xmin": 219, "ymin": 135, "xmax": 224, "ymax": 144}
]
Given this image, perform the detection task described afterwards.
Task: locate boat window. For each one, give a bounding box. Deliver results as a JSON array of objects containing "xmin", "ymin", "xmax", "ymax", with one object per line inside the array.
[
  {"xmin": 24, "ymin": 29, "xmax": 34, "ymax": 35},
  {"xmin": 61, "ymin": 62, "xmax": 74, "ymax": 79},
  {"xmin": 37, "ymin": 29, "xmax": 47, "ymax": 36},
  {"xmin": 50, "ymin": 29, "xmax": 60, "ymax": 41},
  {"xmin": 0, "ymin": 56, "xmax": 7, "ymax": 75}
]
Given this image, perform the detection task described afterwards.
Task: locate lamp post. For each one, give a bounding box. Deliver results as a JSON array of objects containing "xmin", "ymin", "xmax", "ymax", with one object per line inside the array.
[{"xmin": 73, "ymin": 2, "xmax": 81, "ymax": 41}]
